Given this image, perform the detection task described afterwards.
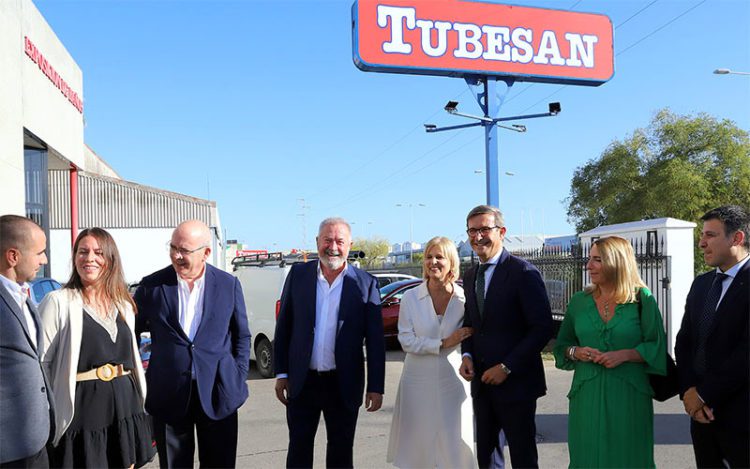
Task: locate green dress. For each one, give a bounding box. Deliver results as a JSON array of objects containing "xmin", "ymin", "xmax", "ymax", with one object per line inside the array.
[{"xmin": 553, "ymin": 287, "xmax": 667, "ymax": 469}]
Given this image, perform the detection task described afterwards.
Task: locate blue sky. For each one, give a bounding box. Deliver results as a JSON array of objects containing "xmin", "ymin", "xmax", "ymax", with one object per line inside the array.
[{"xmin": 35, "ymin": 0, "xmax": 750, "ymax": 252}]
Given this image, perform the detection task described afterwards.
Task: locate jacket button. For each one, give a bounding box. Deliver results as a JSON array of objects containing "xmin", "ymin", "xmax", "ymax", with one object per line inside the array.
[{"xmin": 41, "ymin": 387, "xmax": 46, "ymax": 393}]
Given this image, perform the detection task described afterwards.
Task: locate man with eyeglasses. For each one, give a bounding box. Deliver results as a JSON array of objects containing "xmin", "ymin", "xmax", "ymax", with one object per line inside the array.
[
  {"xmin": 134, "ymin": 220, "xmax": 251, "ymax": 468},
  {"xmin": 458, "ymin": 205, "xmax": 553, "ymax": 468}
]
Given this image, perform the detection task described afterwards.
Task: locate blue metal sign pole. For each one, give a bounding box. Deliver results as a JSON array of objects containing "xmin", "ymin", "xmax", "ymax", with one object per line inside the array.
[
  {"xmin": 425, "ymin": 78, "xmax": 559, "ymax": 207},
  {"xmin": 466, "ymin": 77, "xmax": 514, "ymax": 207}
]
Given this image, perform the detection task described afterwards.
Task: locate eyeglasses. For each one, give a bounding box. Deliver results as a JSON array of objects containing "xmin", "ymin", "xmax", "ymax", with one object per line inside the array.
[
  {"xmin": 466, "ymin": 226, "xmax": 500, "ymax": 237},
  {"xmin": 167, "ymin": 243, "xmax": 207, "ymax": 257}
]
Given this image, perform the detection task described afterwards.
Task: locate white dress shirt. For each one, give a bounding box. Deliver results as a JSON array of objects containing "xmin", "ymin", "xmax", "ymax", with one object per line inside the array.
[
  {"xmin": 0, "ymin": 273, "xmax": 38, "ymax": 348},
  {"xmin": 310, "ymin": 262, "xmax": 347, "ymax": 371},
  {"xmin": 177, "ymin": 269, "xmax": 206, "ymax": 341}
]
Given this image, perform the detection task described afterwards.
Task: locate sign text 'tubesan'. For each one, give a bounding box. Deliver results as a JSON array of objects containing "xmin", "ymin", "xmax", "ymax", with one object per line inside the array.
[{"xmin": 353, "ymin": 0, "xmax": 614, "ymax": 86}]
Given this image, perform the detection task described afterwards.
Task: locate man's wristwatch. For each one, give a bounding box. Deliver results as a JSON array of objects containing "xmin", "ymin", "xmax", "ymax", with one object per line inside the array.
[{"xmin": 498, "ymin": 363, "xmax": 511, "ymax": 375}]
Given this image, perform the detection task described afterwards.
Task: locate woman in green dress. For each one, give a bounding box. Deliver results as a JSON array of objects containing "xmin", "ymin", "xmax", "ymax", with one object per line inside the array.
[{"xmin": 554, "ymin": 236, "xmax": 667, "ymax": 468}]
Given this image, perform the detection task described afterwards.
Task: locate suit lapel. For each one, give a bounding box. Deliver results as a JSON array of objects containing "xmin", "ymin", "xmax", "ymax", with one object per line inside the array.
[
  {"xmin": 338, "ymin": 267, "xmax": 359, "ymax": 332},
  {"xmin": 303, "ymin": 262, "xmax": 318, "ymax": 334},
  {"xmin": 27, "ymin": 297, "xmax": 44, "ymax": 352},
  {"xmin": 0, "ymin": 284, "xmax": 36, "ymax": 349},
  {"xmin": 161, "ymin": 269, "xmax": 189, "ymax": 341},
  {"xmin": 194, "ymin": 265, "xmax": 215, "ymax": 340},
  {"xmin": 710, "ymin": 262, "xmax": 749, "ymax": 335},
  {"xmin": 464, "ymin": 266, "xmax": 480, "ymax": 324}
]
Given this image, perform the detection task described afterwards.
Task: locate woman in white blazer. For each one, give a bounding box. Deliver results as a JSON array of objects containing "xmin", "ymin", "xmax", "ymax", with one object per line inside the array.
[
  {"xmin": 387, "ymin": 236, "xmax": 476, "ymax": 468},
  {"xmin": 40, "ymin": 228, "xmax": 154, "ymax": 468}
]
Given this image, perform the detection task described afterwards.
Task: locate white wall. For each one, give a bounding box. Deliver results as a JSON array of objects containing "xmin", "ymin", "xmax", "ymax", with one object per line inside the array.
[
  {"xmin": 0, "ymin": 0, "xmax": 27, "ymax": 216},
  {"xmin": 51, "ymin": 228, "xmax": 223, "ymax": 285}
]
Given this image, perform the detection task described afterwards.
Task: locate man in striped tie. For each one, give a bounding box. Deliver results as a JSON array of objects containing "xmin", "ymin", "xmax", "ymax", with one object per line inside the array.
[{"xmin": 675, "ymin": 205, "xmax": 749, "ymax": 469}]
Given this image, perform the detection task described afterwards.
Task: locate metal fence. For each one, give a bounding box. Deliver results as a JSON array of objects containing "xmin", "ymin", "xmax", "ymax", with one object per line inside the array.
[{"xmin": 513, "ymin": 237, "xmax": 672, "ymax": 330}]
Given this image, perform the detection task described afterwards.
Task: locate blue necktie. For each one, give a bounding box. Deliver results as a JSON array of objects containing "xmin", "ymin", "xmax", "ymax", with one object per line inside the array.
[
  {"xmin": 694, "ymin": 272, "xmax": 728, "ymax": 376},
  {"xmin": 476, "ymin": 264, "xmax": 491, "ymax": 318}
]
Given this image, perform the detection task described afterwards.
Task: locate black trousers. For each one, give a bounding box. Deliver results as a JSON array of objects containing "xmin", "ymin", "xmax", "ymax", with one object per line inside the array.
[
  {"xmin": 286, "ymin": 371, "xmax": 359, "ymax": 469},
  {"xmin": 474, "ymin": 387, "xmax": 538, "ymax": 469},
  {"xmin": 0, "ymin": 448, "xmax": 48, "ymax": 469},
  {"xmin": 690, "ymin": 420, "xmax": 749, "ymax": 469},
  {"xmin": 153, "ymin": 382, "xmax": 238, "ymax": 469}
]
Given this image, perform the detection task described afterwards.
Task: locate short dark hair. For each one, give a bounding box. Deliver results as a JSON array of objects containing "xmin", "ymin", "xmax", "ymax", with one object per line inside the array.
[
  {"xmin": 701, "ymin": 205, "xmax": 750, "ymax": 250},
  {"xmin": 0, "ymin": 215, "xmax": 40, "ymax": 253},
  {"xmin": 466, "ymin": 205, "xmax": 504, "ymax": 228}
]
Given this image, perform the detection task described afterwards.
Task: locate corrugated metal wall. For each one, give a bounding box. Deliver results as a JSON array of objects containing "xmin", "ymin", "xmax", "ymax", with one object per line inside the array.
[{"xmin": 49, "ymin": 170, "xmax": 215, "ymax": 229}]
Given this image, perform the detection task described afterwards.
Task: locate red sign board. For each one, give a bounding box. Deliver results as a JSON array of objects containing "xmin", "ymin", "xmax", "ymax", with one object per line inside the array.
[
  {"xmin": 236, "ymin": 249, "xmax": 267, "ymax": 257},
  {"xmin": 352, "ymin": 0, "xmax": 614, "ymax": 86},
  {"xmin": 24, "ymin": 37, "xmax": 84, "ymax": 113}
]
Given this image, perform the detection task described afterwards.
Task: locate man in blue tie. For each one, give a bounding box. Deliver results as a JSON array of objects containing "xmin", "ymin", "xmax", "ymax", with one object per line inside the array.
[{"xmin": 675, "ymin": 205, "xmax": 749, "ymax": 469}]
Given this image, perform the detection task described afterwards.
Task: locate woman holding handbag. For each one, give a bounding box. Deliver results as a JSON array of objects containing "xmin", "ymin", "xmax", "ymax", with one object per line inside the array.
[{"xmin": 553, "ymin": 236, "xmax": 667, "ymax": 468}]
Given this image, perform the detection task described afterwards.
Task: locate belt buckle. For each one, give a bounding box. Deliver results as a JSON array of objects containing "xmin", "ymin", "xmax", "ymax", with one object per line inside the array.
[{"xmin": 95, "ymin": 364, "xmax": 117, "ymax": 382}]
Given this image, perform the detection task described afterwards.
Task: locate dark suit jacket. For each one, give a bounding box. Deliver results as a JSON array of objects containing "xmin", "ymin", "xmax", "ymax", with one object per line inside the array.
[
  {"xmin": 274, "ymin": 261, "xmax": 386, "ymax": 411},
  {"xmin": 134, "ymin": 264, "xmax": 251, "ymax": 423},
  {"xmin": 462, "ymin": 249, "xmax": 554, "ymax": 401},
  {"xmin": 0, "ymin": 284, "xmax": 54, "ymax": 463},
  {"xmin": 675, "ymin": 260, "xmax": 749, "ymax": 432}
]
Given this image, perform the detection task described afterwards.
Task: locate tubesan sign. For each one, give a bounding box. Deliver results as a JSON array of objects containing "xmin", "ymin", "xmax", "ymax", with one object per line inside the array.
[
  {"xmin": 24, "ymin": 36, "xmax": 84, "ymax": 113},
  {"xmin": 352, "ymin": 0, "xmax": 614, "ymax": 86}
]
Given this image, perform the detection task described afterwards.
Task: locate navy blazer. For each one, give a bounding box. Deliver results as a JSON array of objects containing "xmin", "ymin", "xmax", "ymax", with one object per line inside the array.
[
  {"xmin": 462, "ymin": 249, "xmax": 554, "ymax": 401},
  {"xmin": 274, "ymin": 261, "xmax": 386, "ymax": 411},
  {"xmin": 134, "ymin": 264, "xmax": 251, "ymax": 422},
  {"xmin": 674, "ymin": 260, "xmax": 749, "ymax": 432},
  {"xmin": 0, "ymin": 285, "xmax": 54, "ymax": 463}
]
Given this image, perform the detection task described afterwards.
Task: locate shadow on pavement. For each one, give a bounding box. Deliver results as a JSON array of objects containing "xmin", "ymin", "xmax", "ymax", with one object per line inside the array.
[{"xmin": 536, "ymin": 413, "xmax": 692, "ymax": 445}]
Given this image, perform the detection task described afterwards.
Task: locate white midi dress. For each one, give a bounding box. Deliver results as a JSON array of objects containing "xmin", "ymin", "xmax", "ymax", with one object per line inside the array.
[{"xmin": 387, "ymin": 282, "xmax": 476, "ymax": 468}]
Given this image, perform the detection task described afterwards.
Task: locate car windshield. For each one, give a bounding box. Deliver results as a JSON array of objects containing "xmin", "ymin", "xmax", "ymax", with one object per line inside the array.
[{"xmin": 379, "ymin": 279, "xmax": 420, "ymax": 298}]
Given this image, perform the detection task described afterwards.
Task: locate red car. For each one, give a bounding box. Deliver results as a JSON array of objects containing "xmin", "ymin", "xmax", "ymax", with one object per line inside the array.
[{"xmin": 379, "ymin": 279, "xmax": 422, "ymax": 344}]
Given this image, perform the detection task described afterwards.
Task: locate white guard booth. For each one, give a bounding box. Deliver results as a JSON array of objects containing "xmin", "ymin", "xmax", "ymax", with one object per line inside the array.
[{"xmin": 579, "ymin": 218, "xmax": 697, "ymax": 354}]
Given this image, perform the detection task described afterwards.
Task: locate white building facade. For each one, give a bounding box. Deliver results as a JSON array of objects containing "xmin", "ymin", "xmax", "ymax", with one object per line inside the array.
[{"xmin": 1, "ymin": 0, "xmax": 223, "ymax": 282}]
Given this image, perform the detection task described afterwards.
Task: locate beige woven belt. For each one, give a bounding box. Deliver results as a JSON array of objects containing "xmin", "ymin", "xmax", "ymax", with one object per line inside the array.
[{"xmin": 76, "ymin": 363, "xmax": 131, "ymax": 382}]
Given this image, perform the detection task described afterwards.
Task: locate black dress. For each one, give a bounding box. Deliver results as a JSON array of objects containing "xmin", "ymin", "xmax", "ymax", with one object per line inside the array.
[{"xmin": 52, "ymin": 312, "xmax": 156, "ymax": 468}]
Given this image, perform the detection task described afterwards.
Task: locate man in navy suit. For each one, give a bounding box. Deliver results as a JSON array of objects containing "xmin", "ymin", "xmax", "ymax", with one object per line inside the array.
[
  {"xmin": 459, "ymin": 205, "xmax": 554, "ymax": 469},
  {"xmin": 0, "ymin": 215, "xmax": 54, "ymax": 468},
  {"xmin": 675, "ymin": 205, "xmax": 749, "ymax": 468},
  {"xmin": 274, "ymin": 217, "xmax": 385, "ymax": 468},
  {"xmin": 135, "ymin": 220, "xmax": 251, "ymax": 468}
]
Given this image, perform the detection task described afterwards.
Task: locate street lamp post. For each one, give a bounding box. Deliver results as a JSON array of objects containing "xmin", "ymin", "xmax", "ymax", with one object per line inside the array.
[
  {"xmin": 396, "ymin": 203, "xmax": 426, "ymax": 264},
  {"xmin": 424, "ymin": 77, "xmax": 561, "ymax": 207},
  {"xmin": 713, "ymin": 68, "xmax": 750, "ymax": 76}
]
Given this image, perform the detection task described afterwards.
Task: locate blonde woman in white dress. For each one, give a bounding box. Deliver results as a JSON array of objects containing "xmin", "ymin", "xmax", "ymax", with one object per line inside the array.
[{"xmin": 387, "ymin": 236, "xmax": 476, "ymax": 468}]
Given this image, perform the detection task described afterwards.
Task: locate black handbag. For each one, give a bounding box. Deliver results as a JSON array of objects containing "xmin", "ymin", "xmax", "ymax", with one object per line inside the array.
[{"xmin": 637, "ymin": 290, "xmax": 679, "ymax": 402}]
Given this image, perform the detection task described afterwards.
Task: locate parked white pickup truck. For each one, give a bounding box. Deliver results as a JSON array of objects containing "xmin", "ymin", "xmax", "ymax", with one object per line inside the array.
[{"xmin": 232, "ymin": 251, "xmax": 366, "ymax": 378}]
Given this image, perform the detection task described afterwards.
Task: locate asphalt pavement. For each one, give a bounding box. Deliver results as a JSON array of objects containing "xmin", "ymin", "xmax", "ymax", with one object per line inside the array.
[{"xmin": 145, "ymin": 350, "xmax": 697, "ymax": 468}]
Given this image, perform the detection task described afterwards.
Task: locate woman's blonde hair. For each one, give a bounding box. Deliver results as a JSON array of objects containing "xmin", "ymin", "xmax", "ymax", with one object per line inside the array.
[
  {"xmin": 422, "ymin": 236, "xmax": 460, "ymax": 282},
  {"xmin": 585, "ymin": 236, "xmax": 646, "ymax": 304}
]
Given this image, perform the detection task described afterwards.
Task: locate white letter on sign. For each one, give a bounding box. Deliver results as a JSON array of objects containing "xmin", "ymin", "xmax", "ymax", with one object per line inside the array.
[
  {"xmin": 565, "ymin": 33, "xmax": 598, "ymax": 68},
  {"xmin": 482, "ymin": 25, "xmax": 511, "ymax": 61},
  {"xmin": 377, "ymin": 5, "xmax": 416, "ymax": 54},
  {"xmin": 511, "ymin": 28, "xmax": 533, "ymax": 64},
  {"xmin": 416, "ymin": 19, "xmax": 452, "ymax": 57},
  {"xmin": 453, "ymin": 22, "xmax": 483, "ymax": 59},
  {"xmin": 533, "ymin": 30, "xmax": 565, "ymax": 65}
]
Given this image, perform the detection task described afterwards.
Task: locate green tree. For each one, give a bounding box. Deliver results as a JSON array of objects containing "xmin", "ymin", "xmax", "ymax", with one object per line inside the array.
[
  {"xmin": 352, "ymin": 236, "xmax": 391, "ymax": 268},
  {"xmin": 566, "ymin": 109, "xmax": 750, "ymax": 272}
]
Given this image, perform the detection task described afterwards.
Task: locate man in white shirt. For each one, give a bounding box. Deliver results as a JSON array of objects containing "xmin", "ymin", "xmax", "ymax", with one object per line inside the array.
[
  {"xmin": 274, "ymin": 217, "xmax": 385, "ymax": 468},
  {"xmin": 675, "ymin": 205, "xmax": 750, "ymax": 468},
  {"xmin": 135, "ymin": 220, "xmax": 251, "ymax": 468},
  {"xmin": 0, "ymin": 215, "xmax": 54, "ymax": 468}
]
